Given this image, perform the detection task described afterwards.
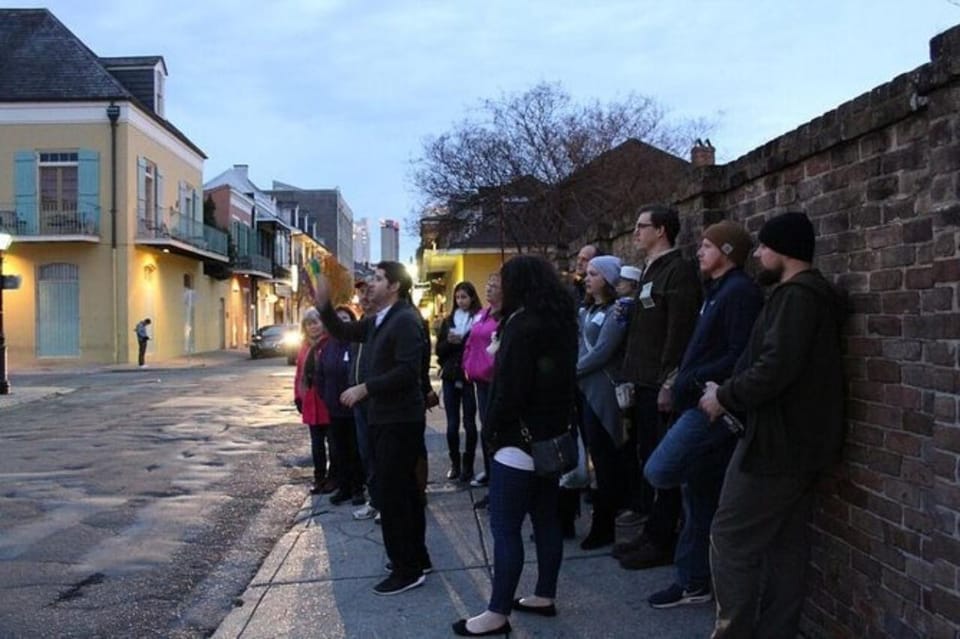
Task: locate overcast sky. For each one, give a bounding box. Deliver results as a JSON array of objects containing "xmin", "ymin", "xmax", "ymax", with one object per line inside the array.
[{"xmin": 13, "ymin": 0, "xmax": 960, "ymax": 261}]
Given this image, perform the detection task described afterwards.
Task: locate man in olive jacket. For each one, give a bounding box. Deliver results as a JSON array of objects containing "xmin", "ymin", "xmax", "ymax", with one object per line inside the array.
[
  {"xmin": 316, "ymin": 261, "xmax": 430, "ymax": 597},
  {"xmin": 700, "ymin": 212, "xmax": 845, "ymax": 638}
]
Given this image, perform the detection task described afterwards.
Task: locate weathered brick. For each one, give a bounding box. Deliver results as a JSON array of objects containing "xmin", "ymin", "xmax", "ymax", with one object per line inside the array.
[
  {"xmin": 931, "ymin": 203, "xmax": 960, "ymax": 228},
  {"xmin": 850, "ymin": 421, "xmax": 885, "ymax": 445},
  {"xmin": 881, "ymin": 291, "xmax": 920, "ymax": 314},
  {"xmin": 852, "ymin": 506, "xmax": 885, "ymax": 538},
  {"xmin": 852, "ymin": 548, "xmax": 883, "ymax": 579},
  {"xmin": 932, "ymin": 258, "xmax": 960, "ymax": 283},
  {"xmin": 866, "ymin": 175, "xmax": 900, "ymax": 202},
  {"xmin": 927, "ymin": 117, "xmax": 954, "ymax": 148},
  {"xmin": 861, "ymin": 129, "xmax": 893, "ymax": 156},
  {"xmin": 930, "ymin": 174, "xmax": 953, "ymax": 202},
  {"xmin": 903, "ymin": 218, "xmax": 934, "ymax": 243},
  {"xmin": 867, "ymin": 358, "xmax": 902, "ymax": 382},
  {"xmin": 930, "ymin": 144, "xmax": 960, "ymax": 174},
  {"xmin": 920, "ymin": 286, "xmax": 954, "ymax": 312},
  {"xmin": 901, "ymin": 459, "xmax": 933, "ymax": 486},
  {"xmin": 884, "ymin": 478, "xmax": 924, "ymax": 509},
  {"xmin": 851, "ymin": 205, "xmax": 883, "ymax": 229},
  {"xmin": 881, "ymin": 341, "xmax": 923, "ymax": 362},
  {"xmin": 838, "ymin": 271, "xmax": 869, "ymax": 292},
  {"xmin": 881, "ymin": 144, "xmax": 926, "ymax": 173},
  {"xmin": 930, "ymin": 450, "xmax": 959, "ymax": 482},
  {"xmin": 903, "ymin": 506, "xmax": 935, "ymax": 534},
  {"xmin": 926, "ymin": 586, "xmax": 960, "ymax": 624},
  {"xmin": 870, "ymin": 448, "xmax": 904, "ymax": 475},
  {"xmin": 868, "ymin": 315, "xmax": 902, "ymax": 336},
  {"xmin": 879, "ymin": 246, "xmax": 917, "ymax": 268},
  {"xmin": 882, "ymin": 566, "xmax": 922, "ymax": 604},
  {"xmin": 883, "ymin": 198, "xmax": 918, "ymax": 223},
  {"xmin": 847, "ymin": 336, "xmax": 883, "ymax": 356},
  {"xmin": 934, "ymin": 478, "xmax": 960, "ymax": 510},
  {"xmin": 904, "ymin": 266, "xmax": 935, "ymax": 289},
  {"xmin": 903, "ymin": 410, "xmax": 934, "ymax": 435},
  {"xmin": 806, "ymin": 154, "xmax": 833, "ymax": 177},
  {"xmin": 866, "ymin": 225, "xmax": 902, "ymax": 248},
  {"xmin": 850, "ymin": 250, "xmax": 880, "ymax": 271},
  {"xmin": 934, "ymin": 394, "xmax": 957, "ymax": 421},
  {"xmin": 867, "ymin": 493, "xmax": 904, "ymax": 523},
  {"xmin": 870, "ymin": 270, "xmax": 903, "ymax": 291},
  {"xmin": 923, "ymin": 341, "xmax": 956, "ymax": 367},
  {"xmin": 849, "ymin": 464, "xmax": 885, "ymax": 492},
  {"xmin": 932, "ymin": 230, "xmax": 956, "ymax": 257},
  {"xmin": 886, "ymin": 430, "xmax": 923, "ymax": 456},
  {"xmin": 933, "ymin": 423, "xmax": 960, "ymax": 455},
  {"xmin": 903, "ymin": 315, "xmax": 960, "ymax": 339}
]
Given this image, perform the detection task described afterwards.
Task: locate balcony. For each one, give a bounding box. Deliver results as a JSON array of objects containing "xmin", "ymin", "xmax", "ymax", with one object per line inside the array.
[
  {"xmin": 137, "ymin": 207, "xmax": 229, "ymax": 262},
  {"xmin": 232, "ymin": 253, "xmax": 273, "ymax": 278},
  {"xmin": 0, "ymin": 203, "xmax": 101, "ymax": 242}
]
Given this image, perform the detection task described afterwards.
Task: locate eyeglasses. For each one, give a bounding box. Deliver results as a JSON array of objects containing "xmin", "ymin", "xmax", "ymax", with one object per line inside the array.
[{"xmin": 634, "ymin": 222, "xmax": 655, "ymax": 230}]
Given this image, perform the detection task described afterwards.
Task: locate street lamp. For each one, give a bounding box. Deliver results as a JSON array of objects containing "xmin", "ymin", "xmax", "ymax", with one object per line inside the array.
[{"xmin": 0, "ymin": 231, "xmax": 13, "ymax": 394}]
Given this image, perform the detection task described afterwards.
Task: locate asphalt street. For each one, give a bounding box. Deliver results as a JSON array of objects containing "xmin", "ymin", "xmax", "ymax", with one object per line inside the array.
[{"xmin": 0, "ymin": 353, "xmax": 313, "ymax": 638}]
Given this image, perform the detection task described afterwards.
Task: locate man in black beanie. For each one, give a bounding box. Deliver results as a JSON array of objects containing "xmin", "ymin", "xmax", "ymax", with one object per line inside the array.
[{"xmin": 699, "ymin": 211, "xmax": 845, "ymax": 637}]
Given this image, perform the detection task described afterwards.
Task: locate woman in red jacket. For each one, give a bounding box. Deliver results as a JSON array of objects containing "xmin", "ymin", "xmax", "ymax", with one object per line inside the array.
[{"xmin": 294, "ymin": 307, "xmax": 332, "ymax": 494}]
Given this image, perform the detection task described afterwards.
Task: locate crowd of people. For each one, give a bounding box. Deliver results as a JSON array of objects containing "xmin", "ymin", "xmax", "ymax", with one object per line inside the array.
[{"xmin": 293, "ymin": 205, "xmax": 846, "ymax": 638}]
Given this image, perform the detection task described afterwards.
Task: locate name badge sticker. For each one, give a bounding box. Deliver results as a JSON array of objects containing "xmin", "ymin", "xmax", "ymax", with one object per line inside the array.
[
  {"xmin": 591, "ymin": 311, "xmax": 606, "ymax": 326},
  {"xmin": 640, "ymin": 282, "xmax": 655, "ymax": 309}
]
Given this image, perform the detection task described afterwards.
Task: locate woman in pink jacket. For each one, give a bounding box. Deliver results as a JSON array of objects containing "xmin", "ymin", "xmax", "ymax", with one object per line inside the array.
[
  {"xmin": 294, "ymin": 308, "xmax": 332, "ymax": 494},
  {"xmin": 462, "ymin": 272, "xmax": 502, "ymax": 488}
]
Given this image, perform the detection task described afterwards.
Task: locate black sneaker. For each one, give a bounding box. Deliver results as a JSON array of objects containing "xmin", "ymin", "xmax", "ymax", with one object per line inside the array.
[
  {"xmin": 372, "ymin": 572, "xmax": 425, "ymax": 596},
  {"xmin": 329, "ymin": 490, "xmax": 352, "ymax": 505},
  {"xmin": 385, "ymin": 558, "xmax": 433, "ymax": 574},
  {"xmin": 648, "ymin": 583, "xmax": 712, "ymax": 609}
]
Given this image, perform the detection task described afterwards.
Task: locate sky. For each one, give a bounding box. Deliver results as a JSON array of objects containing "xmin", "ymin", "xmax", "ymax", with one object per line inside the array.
[{"xmin": 10, "ymin": 0, "xmax": 959, "ymax": 262}]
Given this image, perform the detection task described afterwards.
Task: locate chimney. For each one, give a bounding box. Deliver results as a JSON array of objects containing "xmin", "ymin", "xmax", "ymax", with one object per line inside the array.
[
  {"xmin": 691, "ymin": 139, "xmax": 715, "ymax": 167},
  {"xmin": 233, "ymin": 164, "xmax": 249, "ymax": 179}
]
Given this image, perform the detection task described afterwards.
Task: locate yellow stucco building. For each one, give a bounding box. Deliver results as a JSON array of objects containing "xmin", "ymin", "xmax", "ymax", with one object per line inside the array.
[{"xmin": 0, "ymin": 9, "xmax": 231, "ymax": 367}]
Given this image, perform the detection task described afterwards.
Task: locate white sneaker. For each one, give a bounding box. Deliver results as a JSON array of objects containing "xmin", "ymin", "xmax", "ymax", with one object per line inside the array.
[
  {"xmin": 469, "ymin": 471, "xmax": 488, "ymax": 487},
  {"xmin": 352, "ymin": 503, "xmax": 378, "ymax": 520},
  {"xmin": 139, "ymin": 364, "xmax": 148, "ymax": 369},
  {"xmin": 374, "ymin": 512, "xmax": 381, "ymax": 525}
]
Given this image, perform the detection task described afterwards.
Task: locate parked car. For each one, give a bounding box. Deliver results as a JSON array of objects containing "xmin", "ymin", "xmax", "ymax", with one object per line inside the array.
[{"xmin": 250, "ymin": 324, "xmax": 301, "ymax": 364}]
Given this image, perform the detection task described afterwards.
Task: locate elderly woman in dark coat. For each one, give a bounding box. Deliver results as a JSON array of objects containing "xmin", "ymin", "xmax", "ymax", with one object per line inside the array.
[{"xmin": 452, "ymin": 255, "xmax": 578, "ymax": 637}]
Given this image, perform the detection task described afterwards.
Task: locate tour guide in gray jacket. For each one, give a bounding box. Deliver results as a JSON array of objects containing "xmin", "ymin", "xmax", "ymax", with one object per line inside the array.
[
  {"xmin": 316, "ymin": 261, "xmax": 430, "ymax": 597},
  {"xmin": 700, "ymin": 212, "xmax": 845, "ymax": 638}
]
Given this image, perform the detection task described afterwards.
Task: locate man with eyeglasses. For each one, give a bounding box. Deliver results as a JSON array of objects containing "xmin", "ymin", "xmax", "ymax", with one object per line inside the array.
[{"xmin": 615, "ymin": 204, "xmax": 702, "ymax": 571}]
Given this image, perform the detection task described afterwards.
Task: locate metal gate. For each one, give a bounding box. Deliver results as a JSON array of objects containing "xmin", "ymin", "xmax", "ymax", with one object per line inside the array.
[{"xmin": 37, "ymin": 263, "xmax": 80, "ymax": 357}]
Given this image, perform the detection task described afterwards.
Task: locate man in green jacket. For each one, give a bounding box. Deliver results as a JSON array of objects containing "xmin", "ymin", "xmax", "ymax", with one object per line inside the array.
[{"xmin": 700, "ymin": 212, "xmax": 845, "ymax": 638}]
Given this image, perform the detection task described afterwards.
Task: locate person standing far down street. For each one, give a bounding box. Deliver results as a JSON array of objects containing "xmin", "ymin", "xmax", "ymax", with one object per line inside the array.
[
  {"xmin": 135, "ymin": 318, "xmax": 152, "ymax": 368},
  {"xmin": 314, "ymin": 261, "xmax": 431, "ymax": 597},
  {"xmin": 699, "ymin": 212, "xmax": 845, "ymax": 638}
]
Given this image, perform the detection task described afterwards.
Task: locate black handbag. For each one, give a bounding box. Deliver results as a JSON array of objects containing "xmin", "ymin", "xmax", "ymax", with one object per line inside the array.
[{"xmin": 520, "ymin": 420, "xmax": 579, "ymax": 478}]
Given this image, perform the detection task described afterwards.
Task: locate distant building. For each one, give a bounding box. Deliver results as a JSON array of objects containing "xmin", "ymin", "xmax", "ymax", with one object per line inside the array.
[
  {"xmin": 353, "ymin": 217, "xmax": 370, "ymax": 265},
  {"xmin": 265, "ymin": 183, "xmax": 354, "ymax": 267},
  {"xmin": 380, "ymin": 219, "xmax": 400, "ymax": 262}
]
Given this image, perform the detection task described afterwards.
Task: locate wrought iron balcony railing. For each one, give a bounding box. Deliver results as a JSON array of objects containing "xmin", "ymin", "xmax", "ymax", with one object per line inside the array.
[
  {"xmin": 137, "ymin": 207, "xmax": 228, "ymax": 257},
  {"xmin": 0, "ymin": 202, "xmax": 101, "ymax": 237}
]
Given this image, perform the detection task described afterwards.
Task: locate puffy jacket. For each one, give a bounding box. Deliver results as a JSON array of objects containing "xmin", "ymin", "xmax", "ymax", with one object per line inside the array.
[
  {"xmin": 294, "ymin": 340, "xmax": 331, "ymax": 426},
  {"xmin": 462, "ymin": 307, "xmax": 499, "ymax": 383}
]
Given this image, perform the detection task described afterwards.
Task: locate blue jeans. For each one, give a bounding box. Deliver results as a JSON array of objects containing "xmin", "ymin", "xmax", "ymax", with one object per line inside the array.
[
  {"xmin": 487, "ymin": 460, "xmax": 563, "ymax": 615},
  {"xmin": 645, "ymin": 408, "xmax": 735, "ymax": 589},
  {"xmin": 442, "ymin": 379, "xmax": 477, "ymax": 458},
  {"xmin": 475, "ymin": 381, "xmax": 491, "ymax": 475}
]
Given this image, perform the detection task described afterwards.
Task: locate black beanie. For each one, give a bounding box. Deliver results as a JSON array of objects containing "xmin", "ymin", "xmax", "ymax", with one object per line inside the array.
[{"xmin": 758, "ymin": 212, "xmax": 815, "ymax": 262}]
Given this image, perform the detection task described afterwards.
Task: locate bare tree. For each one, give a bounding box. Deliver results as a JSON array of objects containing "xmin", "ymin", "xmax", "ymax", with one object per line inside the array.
[{"xmin": 412, "ymin": 82, "xmax": 713, "ymax": 255}]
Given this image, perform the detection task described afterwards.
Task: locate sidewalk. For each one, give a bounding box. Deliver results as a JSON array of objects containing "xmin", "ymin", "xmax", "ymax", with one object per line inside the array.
[{"xmin": 213, "ymin": 409, "xmax": 715, "ymax": 639}]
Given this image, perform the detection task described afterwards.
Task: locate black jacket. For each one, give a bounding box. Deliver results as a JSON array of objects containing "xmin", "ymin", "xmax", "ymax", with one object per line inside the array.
[
  {"xmin": 320, "ymin": 301, "xmax": 426, "ymax": 425},
  {"xmin": 435, "ymin": 316, "xmax": 467, "ymax": 382},
  {"xmin": 718, "ymin": 269, "xmax": 846, "ymax": 474},
  {"xmin": 482, "ymin": 309, "xmax": 577, "ymax": 454}
]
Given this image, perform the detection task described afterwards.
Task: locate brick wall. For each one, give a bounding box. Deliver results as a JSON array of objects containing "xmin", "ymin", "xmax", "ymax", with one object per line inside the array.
[{"xmin": 601, "ymin": 23, "xmax": 960, "ymax": 639}]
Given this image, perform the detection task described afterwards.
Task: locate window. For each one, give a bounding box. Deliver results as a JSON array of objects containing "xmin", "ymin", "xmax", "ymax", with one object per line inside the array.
[{"xmin": 39, "ymin": 152, "xmax": 78, "ymax": 215}]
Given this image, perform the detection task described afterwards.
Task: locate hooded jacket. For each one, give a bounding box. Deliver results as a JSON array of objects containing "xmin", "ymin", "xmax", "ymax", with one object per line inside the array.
[{"xmin": 717, "ymin": 269, "xmax": 846, "ymax": 474}]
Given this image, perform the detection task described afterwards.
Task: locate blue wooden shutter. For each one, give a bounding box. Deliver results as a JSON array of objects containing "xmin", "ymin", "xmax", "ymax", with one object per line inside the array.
[
  {"xmin": 77, "ymin": 149, "xmax": 100, "ymax": 233},
  {"xmin": 14, "ymin": 150, "xmax": 37, "ymax": 234},
  {"xmin": 137, "ymin": 157, "xmax": 147, "ymax": 223}
]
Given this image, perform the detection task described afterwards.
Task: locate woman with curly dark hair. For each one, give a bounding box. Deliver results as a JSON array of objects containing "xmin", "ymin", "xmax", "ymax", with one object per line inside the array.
[{"xmin": 453, "ymin": 255, "xmax": 578, "ymax": 637}]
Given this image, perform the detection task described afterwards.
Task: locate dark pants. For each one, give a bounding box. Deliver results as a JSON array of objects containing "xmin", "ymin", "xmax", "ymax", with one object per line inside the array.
[
  {"xmin": 475, "ymin": 380, "xmax": 492, "ymax": 476},
  {"xmin": 330, "ymin": 415, "xmax": 363, "ymax": 496},
  {"xmin": 487, "ymin": 459, "xmax": 563, "ymax": 615},
  {"xmin": 710, "ymin": 440, "xmax": 816, "ymax": 638},
  {"xmin": 308, "ymin": 424, "xmax": 329, "ymax": 485},
  {"xmin": 582, "ymin": 401, "xmax": 626, "ymax": 534},
  {"xmin": 645, "ymin": 408, "xmax": 736, "ymax": 589},
  {"xmin": 442, "ymin": 379, "xmax": 477, "ymax": 458},
  {"xmin": 373, "ymin": 420, "xmax": 428, "ymax": 579},
  {"xmin": 633, "ymin": 387, "xmax": 681, "ymax": 548},
  {"xmin": 354, "ymin": 405, "xmax": 377, "ymax": 508},
  {"xmin": 137, "ymin": 337, "xmax": 148, "ymax": 366}
]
